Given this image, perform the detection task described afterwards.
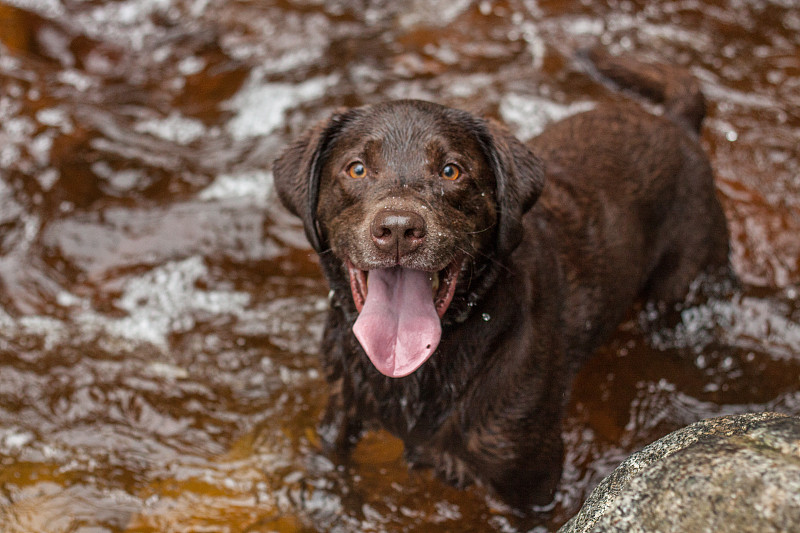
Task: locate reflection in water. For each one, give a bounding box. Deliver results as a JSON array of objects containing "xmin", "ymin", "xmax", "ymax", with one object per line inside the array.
[{"xmin": 1, "ymin": 0, "xmax": 799, "ymax": 531}]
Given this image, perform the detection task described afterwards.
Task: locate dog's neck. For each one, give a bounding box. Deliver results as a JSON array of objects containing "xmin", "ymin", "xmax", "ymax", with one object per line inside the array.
[{"xmin": 445, "ymin": 258, "xmax": 506, "ymax": 326}]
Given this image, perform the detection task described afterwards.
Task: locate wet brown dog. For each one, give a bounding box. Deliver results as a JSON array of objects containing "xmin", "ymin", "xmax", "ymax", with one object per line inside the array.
[{"xmin": 273, "ymin": 49, "xmax": 730, "ymax": 509}]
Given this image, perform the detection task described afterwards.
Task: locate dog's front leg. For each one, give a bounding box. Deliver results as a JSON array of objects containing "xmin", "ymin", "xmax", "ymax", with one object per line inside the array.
[{"xmin": 317, "ymin": 378, "xmax": 363, "ymax": 456}]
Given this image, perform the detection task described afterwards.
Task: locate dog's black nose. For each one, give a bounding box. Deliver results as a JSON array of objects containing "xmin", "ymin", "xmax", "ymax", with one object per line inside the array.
[{"xmin": 371, "ymin": 209, "xmax": 426, "ymax": 257}]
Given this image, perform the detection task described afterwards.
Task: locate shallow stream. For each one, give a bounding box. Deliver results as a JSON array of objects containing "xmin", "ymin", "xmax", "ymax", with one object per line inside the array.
[{"xmin": 0, "ymin": 0, "xmax": 799, "ymax": 531}]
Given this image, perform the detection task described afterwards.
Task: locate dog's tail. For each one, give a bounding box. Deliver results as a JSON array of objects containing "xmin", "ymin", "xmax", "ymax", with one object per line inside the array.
[{"xmin": 585, "ymin": 47, "xmax": 706, "ymax": 134}]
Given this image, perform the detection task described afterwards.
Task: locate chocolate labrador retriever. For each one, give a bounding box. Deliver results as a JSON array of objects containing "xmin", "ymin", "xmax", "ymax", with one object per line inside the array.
[{"xmin": 273, "ymin": 49, "xmax": 730, "ymax": 509}]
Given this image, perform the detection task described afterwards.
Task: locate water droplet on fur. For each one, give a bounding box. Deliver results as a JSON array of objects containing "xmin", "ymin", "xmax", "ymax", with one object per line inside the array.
[{"xmin": 482, "ymin": 313, "xmax": 491, "ymax": 321}]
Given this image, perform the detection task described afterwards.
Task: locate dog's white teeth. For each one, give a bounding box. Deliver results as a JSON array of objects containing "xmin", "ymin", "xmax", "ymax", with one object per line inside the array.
[{"xmin": 431, "ymin": 271, "xmax": 440, "ymax": 296}]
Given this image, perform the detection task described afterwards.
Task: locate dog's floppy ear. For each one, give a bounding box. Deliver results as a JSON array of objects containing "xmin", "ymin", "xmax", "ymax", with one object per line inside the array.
[
  {"xmin": 477, "ymin": 118, "xmax": 545, "ymax": 258},
  {"xmin": 273, "ymin": 109, "xmax": 350, "ymax": 252}
]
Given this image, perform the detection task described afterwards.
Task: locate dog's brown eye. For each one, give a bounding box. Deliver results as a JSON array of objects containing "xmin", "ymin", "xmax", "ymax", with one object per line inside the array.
[
  {"xmin": 441, "ymin": 164, "xmax": 460, "ymax": 181},
  {"xmin": 347, "ymin": 162, "xmax": 367, "ymax": 179}
]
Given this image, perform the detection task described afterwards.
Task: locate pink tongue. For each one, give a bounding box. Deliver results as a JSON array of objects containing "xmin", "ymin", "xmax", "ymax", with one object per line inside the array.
[{"xmin": 352, "ymin": 267, "xmax": 441, "ymax": 378}]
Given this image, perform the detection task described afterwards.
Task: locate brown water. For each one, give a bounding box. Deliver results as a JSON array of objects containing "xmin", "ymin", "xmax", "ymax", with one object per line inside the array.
[{"xmin": 0, "ymin": 0, "xmax": 798, "ymax": 531}]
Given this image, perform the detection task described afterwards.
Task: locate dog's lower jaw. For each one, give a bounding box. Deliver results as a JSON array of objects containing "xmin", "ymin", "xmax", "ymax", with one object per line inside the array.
[{"xmin": 346, "ymin": 257, "xmax": 463, "ymax": 318}]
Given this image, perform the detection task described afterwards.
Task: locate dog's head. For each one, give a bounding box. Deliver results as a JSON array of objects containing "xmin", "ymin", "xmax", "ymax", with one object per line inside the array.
[{"xmin": 274, "ymin": 100, "xmax": 544, "ymax": 377}]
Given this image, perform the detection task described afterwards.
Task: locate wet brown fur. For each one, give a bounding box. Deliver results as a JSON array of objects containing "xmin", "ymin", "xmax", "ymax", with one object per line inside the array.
[{"xmin": 272, "ymin": 50, "xmax": 731, "ymax": 510}]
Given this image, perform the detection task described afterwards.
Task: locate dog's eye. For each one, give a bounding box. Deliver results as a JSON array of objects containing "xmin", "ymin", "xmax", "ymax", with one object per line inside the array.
[
  {"xmin": 441, "ymin": 164, "xmax": 460, "ymax": 181},
  {"xmin": 347, "ymin": 162, "xmax": 367, "ymax": 179}
]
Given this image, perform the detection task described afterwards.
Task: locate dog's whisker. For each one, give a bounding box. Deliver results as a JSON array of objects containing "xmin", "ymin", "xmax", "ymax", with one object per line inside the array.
[
  {"xmin": 465, "ymin": 225, "xmax": 496, "ymax": 236},
  {"xmin": 456, "ymin": 244, "xmax": 513, "ymax": 275}
]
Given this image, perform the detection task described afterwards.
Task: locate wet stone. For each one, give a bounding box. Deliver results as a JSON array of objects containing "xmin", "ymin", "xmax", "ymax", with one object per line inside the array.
[{"xmin": 559, "ymin": 412, "xmax": 800, "ymax": 533}]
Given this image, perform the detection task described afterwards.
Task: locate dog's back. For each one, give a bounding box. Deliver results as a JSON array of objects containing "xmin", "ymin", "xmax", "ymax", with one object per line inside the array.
[{"xmin": 525, "ymin": 50, "xmax": 731, "ymax": 368}]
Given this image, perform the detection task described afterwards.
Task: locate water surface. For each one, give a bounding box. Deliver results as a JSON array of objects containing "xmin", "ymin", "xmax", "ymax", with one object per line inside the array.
[{"xmin": 1, "ymin": 0, "xmax": 799, "ymax": 531}]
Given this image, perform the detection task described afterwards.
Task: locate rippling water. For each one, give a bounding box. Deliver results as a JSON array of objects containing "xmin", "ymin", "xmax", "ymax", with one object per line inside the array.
[{"xmin": 0, "ymin": 0, "xmax": 798, "ymax": 531}]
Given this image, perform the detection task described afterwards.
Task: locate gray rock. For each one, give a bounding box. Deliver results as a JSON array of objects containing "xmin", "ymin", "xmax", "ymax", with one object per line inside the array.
[{"xmin": 559, "ymin": 412, "xmax": 800, "ymax": 533}]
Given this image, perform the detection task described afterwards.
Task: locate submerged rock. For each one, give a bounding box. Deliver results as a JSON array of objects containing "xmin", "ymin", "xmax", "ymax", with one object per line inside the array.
[{"xmin": 560, "ymin": 412, "xmax": 800, "ymax": 533}]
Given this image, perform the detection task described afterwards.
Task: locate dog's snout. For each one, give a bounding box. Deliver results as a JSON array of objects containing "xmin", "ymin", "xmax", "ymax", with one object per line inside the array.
[{"xmin": 370, "ymin": 209, "xmax": 426, "ymax": 257}]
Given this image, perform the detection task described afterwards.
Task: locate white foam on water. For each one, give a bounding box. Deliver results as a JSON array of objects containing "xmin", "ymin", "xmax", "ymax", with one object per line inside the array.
[
  {"xmin": 134, "ymin": 112, "xmax": 207, "ymax": 145},
  {"xmin": 17, "ymin": 316, "xmax": 68, "ymax": 351},
  {"xmin": 396, "ymin": 0, "xmax": 472, "ymax": 29},
  {"xmin": 499, "ymin": 93, "xmax": 595, "ymax": 141},
  {"xmin": 560, "ymin": 16, "xmax": 605, "ymax": 36},
  {"xmin": 146, "ymin": 361, "xmax": 189, "ymax": 380},
  {"xmin": 0, "ymin": 256, "xmax": 254, "ymax": 351},
  {"xmin": 55, "ymin": 69, "xmax": 95, "ymax": 92},
  {"xmin": 36, "ymin": 107, "xmax": 74, "ymax": 133},
  {"xmin": 224, "ymin": 75, "xmax": 338, "ymax": 141},
  {"xmin": 0, "ymin": 99, "xmax": 35, "ymax": 167},
  {"xmin": 102, "ymin": 256, "xmax": 251, "ymax": 348},
  {"xmin": 90, "ymin": 162, "xmax": 147, "ymax": 191},
  {"xmin": 73, "ymin": 0, "xmax": 174, "ymax": 50},
  {"xmin": 651, "ymin": 294, "xmax": 800, "ymax": 362},
  {"xmin": 2, "ymin": 0, "xmax": 65, "ymax": 17},
  {"xmin": 234, "ymin": 295, "xmax": 326, "ymax": 356},
  {"xmin": 0, "ymin": 179, "xmax": 25, "ymax": 225},
  {"xmin": 1, "ymin": 428, "xmax": 34, "ymax": 450},
  {"xmin": 198, "ymin": 171, "xmax": 274, "ymax": 204},
  {"xmin": 177, "ymin": 56, "xmax": 206, "ymax": 76}
]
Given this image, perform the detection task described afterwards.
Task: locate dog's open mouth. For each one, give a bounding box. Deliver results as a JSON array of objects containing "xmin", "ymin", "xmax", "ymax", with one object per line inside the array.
[{"xmin": 347, "ymin": 258, "xmax": 462, "ymax": 378}]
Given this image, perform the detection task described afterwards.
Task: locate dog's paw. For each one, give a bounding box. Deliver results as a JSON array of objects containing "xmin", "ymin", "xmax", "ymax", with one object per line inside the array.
[
  {"xmin": 436, "ymin": 452, "xmax": 476, "ymax": 488},
  {"xmin": 406, "ymin": 446, "xmax": 475, "ymax": 488}
]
